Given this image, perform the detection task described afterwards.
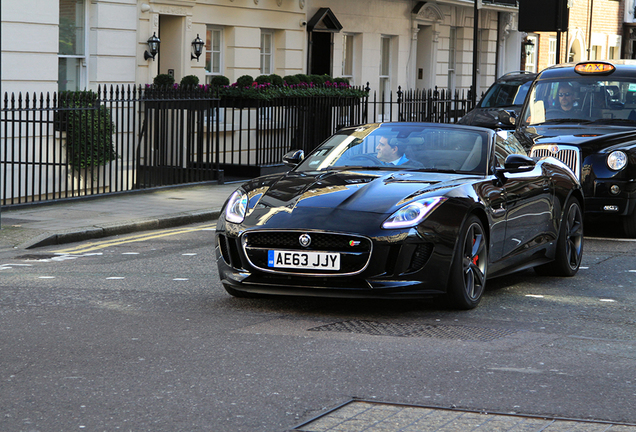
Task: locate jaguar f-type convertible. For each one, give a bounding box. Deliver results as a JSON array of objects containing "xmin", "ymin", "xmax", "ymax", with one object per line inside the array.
[{"xmin": 215, "ymin": 122, "xmax": 583, "ymax": 309}]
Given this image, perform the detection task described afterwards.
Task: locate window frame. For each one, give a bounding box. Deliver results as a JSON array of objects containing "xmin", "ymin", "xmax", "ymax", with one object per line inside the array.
[
  {"xmin": 342, "ymin": 33, "xmax": 355, "ymax": 80},
  {"xmin": 58, "ymin": 0, "xmax": 88, "ymax": 91},
  {"xmin": 548, "ymin": 36, "xmax": 557, "ymax": 66},
  {"xmin": 205, "ymin": 25, "xmax": 224, "ymax": 82},
  {"xmin": 260, "ymin": 29, "xmax": 274, "ymax": 75}
]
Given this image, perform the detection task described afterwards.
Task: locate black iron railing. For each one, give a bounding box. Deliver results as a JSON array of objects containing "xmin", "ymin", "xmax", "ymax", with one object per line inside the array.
[{"xmin": 1, "ymin": 84, "xmax": 474, "ymax": 207}]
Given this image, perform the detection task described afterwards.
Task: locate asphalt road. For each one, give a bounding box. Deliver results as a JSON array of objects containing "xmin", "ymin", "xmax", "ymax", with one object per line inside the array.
[{"xmin": 0, "ymin": 222, "xmax": 635, "ymax": 431}]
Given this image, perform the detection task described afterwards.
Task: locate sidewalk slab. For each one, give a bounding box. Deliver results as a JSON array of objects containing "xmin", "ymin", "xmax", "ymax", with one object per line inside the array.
[{"xmin": 0, "ymin": 182, "xmax": 239, "ymax": 251}]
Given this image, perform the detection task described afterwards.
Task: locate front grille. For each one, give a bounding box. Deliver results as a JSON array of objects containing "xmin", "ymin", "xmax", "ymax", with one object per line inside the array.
[
  {"xmin": 530, "ymin": 144, "xmax": 580, "ymax": 178},
  {"xmin": 245, "ymin": 231, "xmax": 371, "ymax": 252},
  {"xmin": 242, "ymin": 230, "xmax": 372, "ymax": 276}
]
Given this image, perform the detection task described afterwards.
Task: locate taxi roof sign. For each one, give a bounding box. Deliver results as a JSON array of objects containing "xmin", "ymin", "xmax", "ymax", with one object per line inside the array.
[{"xmin": 575, "ymin": 62, "xmax": 616, "ymax": 75}]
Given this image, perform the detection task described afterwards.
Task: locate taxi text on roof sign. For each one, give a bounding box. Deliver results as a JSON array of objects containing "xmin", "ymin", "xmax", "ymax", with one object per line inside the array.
[{"xmin": 575, "ymin": 62, "xmax": 616, "ymax": 75}]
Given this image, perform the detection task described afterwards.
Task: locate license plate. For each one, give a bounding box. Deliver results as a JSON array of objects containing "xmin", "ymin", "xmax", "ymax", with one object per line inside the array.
[{"xmin": 268, "ymin": 250, "xmax": 340, "ymax": 270}]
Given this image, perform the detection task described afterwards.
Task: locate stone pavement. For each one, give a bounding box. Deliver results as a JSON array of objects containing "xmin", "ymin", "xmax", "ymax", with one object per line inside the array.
[
  {"xmin": 0, "ymin": 182, "xmax": 240, "ymax": 252},
  {"xmin": 292, "ymin": 400, "xmax": 636, "ymax": 432}
]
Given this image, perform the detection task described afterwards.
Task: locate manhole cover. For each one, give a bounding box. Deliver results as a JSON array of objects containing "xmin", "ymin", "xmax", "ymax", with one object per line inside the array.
[{"xmin": 308, "ymin": 320, "xmax": 518, "ymax": 342}]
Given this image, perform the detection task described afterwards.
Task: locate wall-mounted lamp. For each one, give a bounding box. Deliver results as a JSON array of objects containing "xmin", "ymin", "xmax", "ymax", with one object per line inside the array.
[
  {"xmin": 522, "ymin": 38, "xmax": 535, "ymax": 58},
  {"xmin": 191, "ymin": 34, "xmax": 205, "ymax": 61},
  {"xmin": 144, "ymin": 32, "xmax": 161, "ymax": 60}
]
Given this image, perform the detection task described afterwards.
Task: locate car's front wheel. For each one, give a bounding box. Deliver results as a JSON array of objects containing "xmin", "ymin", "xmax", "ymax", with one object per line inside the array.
[
  {"xmin": 535, "ymin": 197, "xmax": 583, "ymax": 276},
  {"xmin": 447, "ymin": 215, "xmax": 488, "ymax": 310}
]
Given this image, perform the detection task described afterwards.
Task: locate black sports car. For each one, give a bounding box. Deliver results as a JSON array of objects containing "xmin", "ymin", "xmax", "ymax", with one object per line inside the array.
[
  {"xmin": 458, "ymin": 71, "xmax": 537, "ymax": 130},
  {"xmin": 513, "ymin": 60, "xmax": 636, "ymax": 237},
  {"xmin": 216, "ymin": 122, "xmax": 583, "ymax": 309}
]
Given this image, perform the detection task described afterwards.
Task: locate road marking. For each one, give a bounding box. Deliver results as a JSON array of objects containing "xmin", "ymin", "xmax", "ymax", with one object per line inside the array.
[{"xmin": 52, "ymin": 224, "xmax": 216, "ymax": 254}]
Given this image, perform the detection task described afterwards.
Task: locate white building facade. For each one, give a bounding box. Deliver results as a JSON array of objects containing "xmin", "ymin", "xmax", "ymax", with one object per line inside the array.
[{"xmin": 2, "ymin": 0, "xmax": 524, "ymax": 98}]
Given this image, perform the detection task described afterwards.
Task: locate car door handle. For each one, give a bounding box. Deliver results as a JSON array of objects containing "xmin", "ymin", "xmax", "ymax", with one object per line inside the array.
[{"xmin": 492, "ymin": 204, "xmax": 506, "ymax": 216}]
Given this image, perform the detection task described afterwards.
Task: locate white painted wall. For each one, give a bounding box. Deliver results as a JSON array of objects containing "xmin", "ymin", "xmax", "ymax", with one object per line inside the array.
[{"xmin": 2, "ymin": 0, "xmax": 524, "ymax": 96}]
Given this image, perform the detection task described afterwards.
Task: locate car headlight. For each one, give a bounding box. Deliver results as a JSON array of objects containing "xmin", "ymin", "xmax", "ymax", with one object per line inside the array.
[
  {"xmin": 225, "ymin": 189, "xmax": 248, "ymax": 223},
  {"xmin": 607, "ymin": 151, "xmax": 628, "ymax": 171},
  {"xmin": 382, "ymin": 197, "xmax": 446, "ymax": 229}
]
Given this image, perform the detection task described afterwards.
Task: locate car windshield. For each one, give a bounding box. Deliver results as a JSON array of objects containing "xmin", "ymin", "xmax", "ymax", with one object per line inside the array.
[
  {"xmin": 480, "ymin": 80, "xmax": 533, "ymax": 108},
  {"xmin": 295, "ymin": 124, "xmax": 490, "ymax": 174},
  {"xmin": 521, "ymin": 76, "xmax": 636, "ymax": 126}
]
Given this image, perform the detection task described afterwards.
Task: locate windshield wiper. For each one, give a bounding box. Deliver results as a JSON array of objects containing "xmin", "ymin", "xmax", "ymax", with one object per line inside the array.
[
  {"xmin": 587, "ymin": 118, "xmax": 636, "ymax": 126},
  {"xmin": 536, "ymin": 118, "xmax": 594, "ymax": 125}
]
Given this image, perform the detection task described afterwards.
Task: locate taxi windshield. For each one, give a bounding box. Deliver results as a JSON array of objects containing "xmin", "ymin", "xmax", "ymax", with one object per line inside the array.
[{"xmin": 521, "ymin": 77, "xmax": 636, "ymax": 126}]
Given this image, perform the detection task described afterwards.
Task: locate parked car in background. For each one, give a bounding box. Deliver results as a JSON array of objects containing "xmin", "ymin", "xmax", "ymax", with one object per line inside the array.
[
  {"xmin": 458, "ymin": 71, "xmax": 537, "ymax": 130},
  {"xmin": 216, "ymin": 122, "xmax": 583, "ymax": 310},
  {"xmin": 512, "ymin": 60, "xmax": 636, "ymax": 237}
]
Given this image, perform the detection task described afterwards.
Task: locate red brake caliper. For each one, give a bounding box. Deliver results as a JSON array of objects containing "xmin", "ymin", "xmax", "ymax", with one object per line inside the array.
[{"xmin": 472, "ymin": 238, "xmax": 478, "ymax": 266}]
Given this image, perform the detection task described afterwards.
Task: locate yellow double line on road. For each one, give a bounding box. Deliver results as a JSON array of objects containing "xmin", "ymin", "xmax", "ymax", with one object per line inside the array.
[{"xmin": 53, "ymin": 223, "xmax": 216, "ymax": 254}]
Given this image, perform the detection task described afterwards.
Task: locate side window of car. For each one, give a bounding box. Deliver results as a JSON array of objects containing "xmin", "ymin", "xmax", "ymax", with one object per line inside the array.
[{"xmin": 494, "ymin": 134, "xmax": 527, "ymax": 167}]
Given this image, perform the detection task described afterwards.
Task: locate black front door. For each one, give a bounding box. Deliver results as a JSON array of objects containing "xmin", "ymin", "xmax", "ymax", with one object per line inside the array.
[{"xmin": 309, "ymin": 32, "xmax": 332, "ymax": 76}]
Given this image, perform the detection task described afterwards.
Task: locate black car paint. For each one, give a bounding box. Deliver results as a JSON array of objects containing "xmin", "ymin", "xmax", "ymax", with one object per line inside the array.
[
  {"xmin": 458, "ymin": 71, "xmax": 537, "ymax": 130},
  {"xmin": 216, "ymin": 124, "xmax": 582, "ymax": 300}
]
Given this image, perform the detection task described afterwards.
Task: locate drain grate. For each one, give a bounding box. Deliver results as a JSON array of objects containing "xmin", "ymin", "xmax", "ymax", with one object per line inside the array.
[{"xmin": 308, "ymin": 320, "xmax": 518, "ymax": 342}]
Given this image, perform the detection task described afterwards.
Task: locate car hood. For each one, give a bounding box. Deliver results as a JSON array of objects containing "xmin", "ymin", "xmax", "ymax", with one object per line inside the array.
[
  {"xmin": 520, "ymin": 124, "xmax": 636, "ymax": 153},
  {"xmin": 458, "ymin": 107, "xmax": 518, "ymax": 129},
  {"xmin": 240, "ymin": 170, "xmax": 475, "ymax": 228}
]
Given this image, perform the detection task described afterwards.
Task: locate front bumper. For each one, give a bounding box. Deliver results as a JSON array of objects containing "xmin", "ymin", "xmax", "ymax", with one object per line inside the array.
[
  {"xmin": 584, "ymin": 179, "xmax": 636, "ymax": 216},
  {"xmin": 215, "ymin": 227, "xmax": 454, "ymax": 299}
]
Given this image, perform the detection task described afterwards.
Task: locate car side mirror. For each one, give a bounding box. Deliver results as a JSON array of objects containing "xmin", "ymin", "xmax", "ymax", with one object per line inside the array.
[
  {"xmin": 283, "ymin": 149, "xmax": 304, "ymax": 167},
  {"xmin": 503, "ymin": 154, "xmax": 536, "ymax": 172},
  {"xmin": 505, "ymin": 110, "xmax": 516, "ymax": 125},
  {"xmin": 494, "ymin": 154, "xmax": 535, "ymax": 185}
]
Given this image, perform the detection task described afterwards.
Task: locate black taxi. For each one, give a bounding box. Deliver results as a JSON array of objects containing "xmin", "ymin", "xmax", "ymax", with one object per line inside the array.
[{"xmin": 512, "ymin": 60, "xmax": 636, "ymax": 237}]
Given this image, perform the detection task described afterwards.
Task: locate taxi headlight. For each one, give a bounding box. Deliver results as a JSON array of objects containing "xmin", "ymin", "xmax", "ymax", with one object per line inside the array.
[
  {"xmin": 383, "ymin": 197, "xmax": 446, "ymax": 229},
  {"xmin": 607, "ymin": 151, "xmax": 627, "ymax": 171}
]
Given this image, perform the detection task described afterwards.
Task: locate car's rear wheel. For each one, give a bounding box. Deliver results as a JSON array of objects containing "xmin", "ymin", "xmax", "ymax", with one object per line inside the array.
[
  {"xmin": 535, "ymin": 197, "xmax": 583, "ymax": 276},
  {"xmin": 447, "ymin": 215, "xmax": 488, "ymax": 310}
]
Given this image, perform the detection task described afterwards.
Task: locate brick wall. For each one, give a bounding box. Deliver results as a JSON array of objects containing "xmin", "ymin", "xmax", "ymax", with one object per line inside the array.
[{"xmin": 528, "ymin": 0, "xmax": 624, "ymax": 72}]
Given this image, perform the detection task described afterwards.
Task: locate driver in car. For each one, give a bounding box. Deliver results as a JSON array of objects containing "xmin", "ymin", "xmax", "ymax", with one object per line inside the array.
[
  {"xmin": 555, "ymin": 83, "xmax": 578, "ymax": 113},
  {"xmin": 377, "ymin": 137, "xmax": 410, "ymax": 165}
]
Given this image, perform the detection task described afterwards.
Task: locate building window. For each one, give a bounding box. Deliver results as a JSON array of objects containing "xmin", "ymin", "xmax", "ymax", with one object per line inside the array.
[
  {"xmin": 525, "ymin": 35, "xmax": 537, "ymax": 72},
  {"xmin": 205, "ymin": 26, "xmax": 223, "ymax": 83},
  {"xmin": 342, "ymin": 33, "xmax": 354, "ymax": 80},
  {"xmin": 591, "ymin": 45, "xmax": 602, "ymax": 60},
  {"xmin": 59, "ymin": 0, "xmax": 87, "ymax": 91},
  {"xmin": 379, "ymin": 36, "xmax": 392, "ymax": 95},
  {"xmin": 448, "ymin": 27, "xmax": 457, "ymax": 91},
  {"xmin": 260, "ymin": 30, "xmax": 274, "ymax": 75},
  {"xmin": 609, "ymin": 46, "xmax": 618, "ymax": 59},
  {"xmin": 548, "ymin": 36, "xmax": 557, "ymax": 65}
]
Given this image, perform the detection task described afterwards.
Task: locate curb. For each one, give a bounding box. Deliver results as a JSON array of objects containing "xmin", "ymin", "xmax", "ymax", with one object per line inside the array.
[{"xmin": 20, "ymin": 210, "xmax": 221, "ymax": 250}]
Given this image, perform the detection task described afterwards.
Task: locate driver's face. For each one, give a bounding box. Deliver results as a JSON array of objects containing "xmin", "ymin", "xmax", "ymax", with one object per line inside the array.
[
  {"xmin": 558, "ymin": 88, "xmax": 574, "ymax": 110},
  {"xmin": 376, "ymin": 137, "xmax": 395, "ymax": 162}
]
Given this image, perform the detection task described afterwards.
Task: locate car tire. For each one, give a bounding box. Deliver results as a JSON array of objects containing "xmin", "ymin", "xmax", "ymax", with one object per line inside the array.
[
  {"xmin": 447, "ymin": 215, "xmax": 488, "ymax": 310},
  {"xmin": 622, "ymin": 212, "xmax": 636, "ymax": 238},
  {"xmin": 535, "ymin": 197, "xmax": 583, "ymax": 277}
]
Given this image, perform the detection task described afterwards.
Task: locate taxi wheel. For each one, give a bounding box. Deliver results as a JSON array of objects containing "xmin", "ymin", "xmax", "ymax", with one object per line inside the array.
[{"xmin": 623, "ymin": 212, "xmax": 636, "ymax": 238}]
